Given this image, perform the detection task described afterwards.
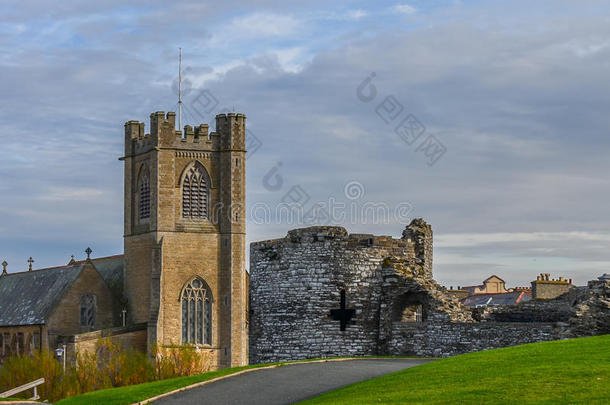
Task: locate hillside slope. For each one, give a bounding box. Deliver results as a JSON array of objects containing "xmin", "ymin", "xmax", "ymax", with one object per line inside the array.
[{"xmin": 301, "ymin": 335, "xmax": 610, "ymax": 404}]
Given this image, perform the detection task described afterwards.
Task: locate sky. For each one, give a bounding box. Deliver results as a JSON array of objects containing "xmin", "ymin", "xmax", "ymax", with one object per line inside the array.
[{"xmin": 1, "ymin": 0, "xmax": 609, "ymax": 288}]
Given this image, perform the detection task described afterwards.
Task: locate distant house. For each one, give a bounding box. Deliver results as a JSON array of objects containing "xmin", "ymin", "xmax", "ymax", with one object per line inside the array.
[
  {"xmin": 462, "ymin": 290, "xmax": 532, "ymax": 307},
  {"xmin": 462, "ymin": 275, "xmax": 508, "ymax": 295},
  {"xmin": 449, "ymin": 275, "xmax": 534, "ymax": 307}
]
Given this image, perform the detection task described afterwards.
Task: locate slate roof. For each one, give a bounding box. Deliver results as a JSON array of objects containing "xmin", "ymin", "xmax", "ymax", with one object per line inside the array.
[
  {"xmin": 76, "ymin": 255, "xmax": 124, "ymax": 298},
  {"xmin": 462, "ymin": 291, "xmax": 532, "ymax": 307},
  {"xmin": 0, "ymin": 254, "xmax": 125, "ymax": 327},
  {"xmin": 0, "ymin": 264, "xmax": 85, "ymax": 326}
]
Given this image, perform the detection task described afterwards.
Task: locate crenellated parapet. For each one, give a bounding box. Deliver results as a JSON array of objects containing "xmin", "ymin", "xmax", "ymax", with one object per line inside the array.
[{"xmin": 124, "ymin": 112, "xmax": 246, "ymax": 157}]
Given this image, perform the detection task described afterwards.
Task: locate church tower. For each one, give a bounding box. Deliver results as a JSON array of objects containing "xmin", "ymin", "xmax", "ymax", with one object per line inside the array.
[{"xmin": 122, "ymin": 111, "xmax": 247, "ymax": 368}]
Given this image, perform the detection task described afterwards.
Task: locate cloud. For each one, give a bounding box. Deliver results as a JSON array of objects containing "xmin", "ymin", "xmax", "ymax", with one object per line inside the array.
[
  {"xmin": 208, "ymin": 12, "xmax": 303, "ymax": 46},
  {"xmin": 37, "ymin": 186, "xmax": 105, "ymax": 202},
  {"xmin": 2, "ymin": 0, "xmax": 610, "ymax": 287},
  {"xmin": 437, "ymin": 232, "xmax": 610, "ymax": 248},
  {"xmin": 346, "ymin": 10, "xmax": 368, "ymax": 20},
  {"xmin": 392, "ymin": 4, "xmax": 416, "ymax": 15}
]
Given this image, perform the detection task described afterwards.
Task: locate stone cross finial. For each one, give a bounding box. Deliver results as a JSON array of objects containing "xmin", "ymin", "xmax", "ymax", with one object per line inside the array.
[
  {"xmin": 1, "ymin": 261, "xmax": 7, "ymax": 275},
  {"xmin": 85, "ymin": 247, "xmax": 92, "ymax": 260},
  {"xmin": 27, "ymin": 257, "xmax": 34, "ymax": 271}
]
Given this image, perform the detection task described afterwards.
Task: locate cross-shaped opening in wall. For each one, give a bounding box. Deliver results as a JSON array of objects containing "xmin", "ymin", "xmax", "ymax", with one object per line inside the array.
[{"xmin": 330, "ymin": 289, "xmax": 355, "ymax": 331}]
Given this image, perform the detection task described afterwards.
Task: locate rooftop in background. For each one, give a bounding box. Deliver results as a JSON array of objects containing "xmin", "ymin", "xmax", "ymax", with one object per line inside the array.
[{"xmin": 462, "ymin": 291, "xmax": 532, "ymax": 307}]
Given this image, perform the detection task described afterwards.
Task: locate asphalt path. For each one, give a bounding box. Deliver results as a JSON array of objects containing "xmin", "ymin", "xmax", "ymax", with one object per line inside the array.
[{"xmin": 155, "ymin": 358, "xmax": 429, "ymax": 405}]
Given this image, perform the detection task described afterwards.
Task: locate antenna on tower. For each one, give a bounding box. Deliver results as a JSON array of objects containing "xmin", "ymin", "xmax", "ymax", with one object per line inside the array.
[{"xmin": 178, "ymin": 47, "xmax": 183, "ymax": 132}]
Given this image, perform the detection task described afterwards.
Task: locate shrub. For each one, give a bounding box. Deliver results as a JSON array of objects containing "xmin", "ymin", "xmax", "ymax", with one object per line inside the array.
[
  {"xmin": 152, "ymin": 343, "xmax": 211, "ymax": 380},
  {"xmin": 0, "ymin": 340, "xmax": 210, "ymax": 402},
  {"xmin": 0, "ymin": 351, "xmax": 78, "ymax": 402}
]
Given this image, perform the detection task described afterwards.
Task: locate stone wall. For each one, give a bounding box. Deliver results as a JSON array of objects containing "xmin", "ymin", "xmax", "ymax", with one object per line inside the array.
[
  {"xmin": 63, "ymin": 323, "xmax": 148, "ymax": 366},
  {"xmin": 249, "ymin": 221, "xmax": 610, "ymax": 363},
  {"xmin": 389, "ymin": 321, "xmax": 565, "ymax": 357},
  {"xmin": 47, "ymin": 263, "xmax": 115, "ymax": 342},
  {"xmin": 249, "ymin": 220, "xmax": 463, "ymax": 363},
  {"xmin": 0, "ymin": 325, "xmax": 47, "ymax": 365}
]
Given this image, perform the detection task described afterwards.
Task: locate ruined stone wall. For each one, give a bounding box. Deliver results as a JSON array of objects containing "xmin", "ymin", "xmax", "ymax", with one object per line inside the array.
[
  {"xmin": 249, "ymin": 221, "xmax": 448, "ymax": 364},
  {"xmin": 389, "ymin": 321, "xmax": 565, "ymax": 357},
  {"xmin": 249, "ymin": 222, "xmax": 610, "ymax": 363}
]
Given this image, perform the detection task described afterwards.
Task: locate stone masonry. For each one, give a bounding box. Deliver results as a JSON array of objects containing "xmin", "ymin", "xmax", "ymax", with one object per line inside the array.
[
  {"xmin": 249, "ymin": 219, "xmax": 610, "ymax": 363},
  {"xmin": 123, "ymin": 112, "xmax": 248, "ymax": 368},
  {"xmin": 249, "ymin": 219, "xmax": 472, "ymax": 363}
]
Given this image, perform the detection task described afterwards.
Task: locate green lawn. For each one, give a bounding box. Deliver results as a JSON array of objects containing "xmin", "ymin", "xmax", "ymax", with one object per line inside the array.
[{"xmin": 299, "ymin": 335, "xmax": 610, "ymax": 405}]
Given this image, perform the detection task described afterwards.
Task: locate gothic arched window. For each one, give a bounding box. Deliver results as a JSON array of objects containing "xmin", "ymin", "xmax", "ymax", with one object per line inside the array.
[
  {"xmin": 182, "ymin": 162, "xmax": 209, "ymax": 219},
  {"xmin": 181, "ymin": 278, "xmax": 212, "ymax": 345},
  {"xmin": 80, "ymin": 294, "xmax": 96, "ymax": 327},
  {"xmin": 138, "ymin": 166, "xmax": 151, "ymax": 220}
]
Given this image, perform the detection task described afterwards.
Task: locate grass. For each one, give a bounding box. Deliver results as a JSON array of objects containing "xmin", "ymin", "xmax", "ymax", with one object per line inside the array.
[
  {"xmin": 53, "ymin": 356, "xmax": 414, "ymax": 405},
  {"xmin": 299, "ymin": 335, "xmax": 610, "ymax": 405}
]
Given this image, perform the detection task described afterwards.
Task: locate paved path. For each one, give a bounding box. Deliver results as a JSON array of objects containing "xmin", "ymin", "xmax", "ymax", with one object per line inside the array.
[{"xmin": 155, "ymin": 359, "xmax": 429, "ymax": 405}]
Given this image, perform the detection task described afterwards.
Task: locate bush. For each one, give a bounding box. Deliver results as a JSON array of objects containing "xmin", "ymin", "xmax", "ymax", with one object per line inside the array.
[
  {"xmin": 152, "ymin": 343, "xmax": 211, "ymax": 380},
  {"xmin": 0, "ymin": 351, "xmax": 77, "ymax": 401},
  {"xmin": 0, "ymin": 340, "xmax": 210, "ymax": 402}
]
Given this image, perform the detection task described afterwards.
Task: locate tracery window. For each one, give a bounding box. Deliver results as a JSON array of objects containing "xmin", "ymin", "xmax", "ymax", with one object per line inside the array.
[
  {"xmin": 182, "ymin": 163, "xmax": 209, "ymax": 219},
  {"xmin": 138, "ymin": 167, "xmax": 151, "ymax": 220},
  {"xmin": 181, "ymin": 278, "xmax": 212, "ymax": 345},
  {"xmin": 80, "ymin": 294, "xmax": 96, "ymax": 327}
]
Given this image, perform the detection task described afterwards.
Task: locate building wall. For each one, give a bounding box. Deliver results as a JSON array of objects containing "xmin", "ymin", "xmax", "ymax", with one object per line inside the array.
[
  {"xmin": 532, "ymin": 281, "xmax": 571, "ymax": 300},
  {"xmin": 123, "ymin": 112, "xmax": 248, "ymax": 369},
  {"xmin": 46, "ymin": 264, "xmax": 115, "ymax": 349},
  {"xmin": 0, "ymin": 325, "xmax": 47, "ymax": 364},
  {"xmin": 56, "ymin": 324, "xmax": 148, "ymax": 366}
]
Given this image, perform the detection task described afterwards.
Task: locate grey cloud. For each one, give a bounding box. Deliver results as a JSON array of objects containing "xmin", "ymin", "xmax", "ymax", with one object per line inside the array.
[{"xmin": 1, "ymin": 1, "xmax": 610, "ymax": 287}]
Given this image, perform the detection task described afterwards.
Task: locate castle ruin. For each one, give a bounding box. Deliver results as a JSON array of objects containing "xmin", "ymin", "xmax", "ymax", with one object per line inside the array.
[{"xmin": 249, "ymin": 219, "xmax": 610, "ymax": 363}]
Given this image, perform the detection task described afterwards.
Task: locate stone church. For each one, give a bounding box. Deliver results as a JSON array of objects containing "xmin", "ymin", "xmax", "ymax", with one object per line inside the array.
[{"xmin": 0, "ymin": 112, "xmax": 249, "ymax": 369}]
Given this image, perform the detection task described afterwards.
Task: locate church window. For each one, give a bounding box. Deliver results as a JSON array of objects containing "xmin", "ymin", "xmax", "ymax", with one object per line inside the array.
[
  {"xmin": 16, "ymin": 333, "xmax": 24, "ymax": 356},
  {"xmin": 182, "ymin": 163, "xmax": 210, "ymax": 219},
  {"xmin": 138, "ymin": 166, "xmax": 151, "ymax": 220},
  {"xmin": 80, "ymin": 294, "xmax": 96, "ymax": 327},
  {"xmin": 32, "ymin": 332, "xmax": 40, "ymax": 350},
  {"xmin": 181, "ymin": 278, "xmax": 212, "ymax": 345}
]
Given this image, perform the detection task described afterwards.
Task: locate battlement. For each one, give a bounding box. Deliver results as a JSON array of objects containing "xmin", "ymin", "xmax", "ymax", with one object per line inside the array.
[{"xmin": 124, "ymin": 111, "xmax": 246, "ymax": 156}]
